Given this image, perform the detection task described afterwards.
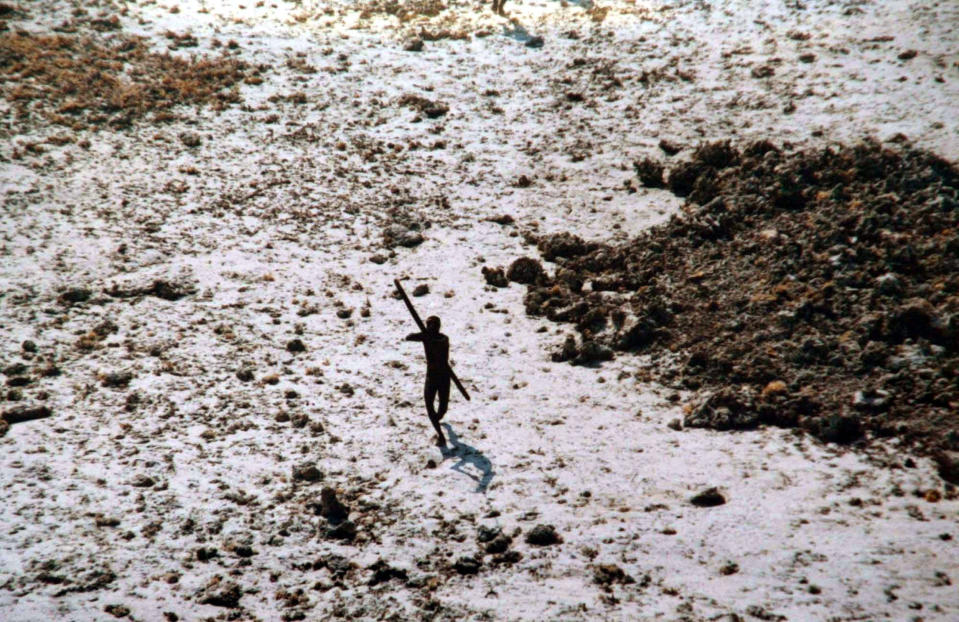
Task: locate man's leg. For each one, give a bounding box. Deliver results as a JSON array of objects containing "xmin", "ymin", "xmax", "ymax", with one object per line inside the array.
[
  {"xmin": 436, "ymin": 376, "xmax": 450, "ymax": 421},
  {"xmin": 424, "ymin": 379, "xmax": 447, "ymax": 446}
]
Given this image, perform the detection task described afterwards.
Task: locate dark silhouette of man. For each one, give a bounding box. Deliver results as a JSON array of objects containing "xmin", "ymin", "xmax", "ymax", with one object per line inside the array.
[
  {"xmin": 491, "ymin": 0, "xmax": 507, "ymax": 15},
  {"xmin": 405, "ymin": 315, "xmax": 450, "ymax": 446}
]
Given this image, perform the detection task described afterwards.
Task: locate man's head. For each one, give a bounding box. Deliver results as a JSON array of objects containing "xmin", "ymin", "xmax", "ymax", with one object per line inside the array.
[{"xmin": 425, "ymin": 315, "xmax": 441, "ymax": 333}]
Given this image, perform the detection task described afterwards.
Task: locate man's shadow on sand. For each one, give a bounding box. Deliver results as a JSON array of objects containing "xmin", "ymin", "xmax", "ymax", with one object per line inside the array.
[{"xmin": 440, "ymin": 423, "xmax": 494, "ymax": 493}]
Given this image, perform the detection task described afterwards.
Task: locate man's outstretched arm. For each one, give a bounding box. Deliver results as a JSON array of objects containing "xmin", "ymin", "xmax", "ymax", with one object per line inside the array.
[{"xmin": 405, "ymin": 332, "xmax": 424, "ymax": 342}]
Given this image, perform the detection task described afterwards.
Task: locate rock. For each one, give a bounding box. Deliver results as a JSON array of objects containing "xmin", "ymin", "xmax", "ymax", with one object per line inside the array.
[
  {"xmin": 130, "ymin": 474, "xmax": 155, "ymax": 488},
  {"xmin": 761, "ymin": 380, "xmax": 788, "ymax": 400},
  {"xmin": 525, "ymin": 524, "xmax": 562, "ymax": 546},
  {"xmin": 231, "ymin": 544, "xmax": 256, "ymax": 558},
  {"xmin": 537, "ymin": 232, "xmax": 594, "ymax": 261},
  {"xmin": 659, "ymin": 139, "xmax": 682, "ymax": 155},
  {"xmin": 198, "ymin": 580, "xmax": 242, "ymax": 608},
  {"xmin": 694, "ymin": 141, "xmax": 740, "ymax": 169},
  {"xmin": 369, "ymin": 254, "xmax": 387, "ymax": 264},
  {"xmin": 487, "ymin": 214, "xmax": 514, "ymax": 225},
  {"xmin": 0, "ymin": 419, "xmax": 8, "ymax": 437},
  {"xmin": 593, "ymin": 564, "xmax": 633, "ymax": 586},
  {"xmin": 685, "ymin": 388, "xmax": 758, "ymax": 430},
  {"xmin": 179, "ymin": 132, "xmax": 201, "ymax": 147},
  {"xmin": 476, "ymin": 525, "xmax": 501, "ymax": 543},
  {"xmin": 101, "ymin": 371, "xmax": 134, "ymax": 388},
  {"xmin": 551, "ymin": 334, "xmax": 578, "ymax": 363},
  {"xmin": 292, "ymin": 463, "xmax": 322, "ymax": 483},
  {"xmin": 59, "ymin": 287, "xmax": 91, "ymax": 304},
  {"xmin": 667, "ymin": 160, "xmax": 709, "ymax": 198},
  {"xmin": 3, "ymin": 362, "xmax": 28, "ymax": 376},
  {"xmin": 383, "ymin": 224, "xmax": 425, "ymax": 248},
  {"xmin": 852, "ymin": 389, "xmax": 891, "ymax": 412},
  {"xmin": 574, "ymin": 340, "xmax": 613, "ymax": 365},
  {"xmin": 397, "ymin": 94, "xmax": 448, "ymax": 119},
  {"xmin": 484, "ymin": 533, "xmax": 512, "ymax": 554},
  {"xmin": 404, "ymin": 38, "xmax": 423, "ymax": 52},
  {"xmin": 195, "ymin": 547, "xmax": 219, "ymax": 562},
  {"xmin": 236, "ymin": 368, "xmax": 255, "ymax": 382},
  {"xmin": 2, "ymin": 404, "xmax": 52, "ymax": 424},
  {"xmin": 412, "ymin": 284, "xmax": 429, "ymax": 297},
  {"xmin": 690, "ymin": 487, "xmax": 726, "ymax": 507},
  {"xmin": 453, "ymin": 556, "xmax": 482, "ymax": 575},
  {"xmin": 324, "ymin": 519, "xmax": 357, "ymax": 541},
  {"xmin": 719, "ymin": 561, "xmax": 740, "ymax": 575},
  {"xmin": 875, "ymin": 273, "xmax": 903, "ymax": 296},
  {"xmin": 751, "ymin": 64, "xmax": 775, "ymax": 78},
  {"xmin": 104, "ymin": 604, "xmax": 130, "ymax": 618},
  {"xmin": 634, "ymin": 157, "xmax": 665, "ymax": 187},
  {"xmin": 482, "ymin": 266, "xmax": 509, "ymax": 288},
  {"xmin": 21, "ymin": 340, "xmax": 37, "ymax": 353},
  {"xmin": 507, "ymin": 257, "xmax": 546, "ymax": 285},
  {"xmin": 525, "ymin": 35, "xmax": 544, "ymax": 49},
  {"xmin": 490, "ymin": 550, "xmax": 523, "ymax": 565},
  {"xmin": 667, "ymin": 418, "xmax": 683, "ymax": 431},
  {"xmin": 368, "ymin": 560, "xmax": 408, "ymax": 585},
  {"xmin": 934, "ymin": 451, "xmax": 959, "ymax": 485},
  {"xmin": 898, "ymin": 49, "xmax": 918, "ymax": 60},
  {"xmin": 106, "ymin": 268, "xmax": 197, "ymax": 301},
  {"xmin": 314, "ymin": 487, "xmax": 349, "ymax": 524},
  {"xmin": 820, "ymin": 413, "xmax": 862, "ymax": 444},
  {"xmin": 336, "ymin": 308, "xmax": 353, "ymax": 319},
  {"xmin": 286, "ymin": 339, "xmax": 307, "ymax": 353}
]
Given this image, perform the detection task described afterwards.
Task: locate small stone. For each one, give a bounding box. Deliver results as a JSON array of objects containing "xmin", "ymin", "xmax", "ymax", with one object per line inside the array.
[
  {"xmin": 368, "ymin": 559, "xmax": 408, "ymax": 585},
  {"xmin": 236, "ymin": 368, "xmax": 255, "ymax": 382},
  {"xmin": 761, "ymin": 380, "xmax": 788, "ymax": 400},
  {"xmin": 130, "ymin": 474, "xmax": 156, "ymax": 488},
  {"xmin": 593, "ymin": 564, "xmax": 633, "ymax": 586},
  {"xmin": 719, "ymin": 561, "xmax": 739, "ymax": 575},
  {"xmin": 633, "ymin": 157, "xmax": 665, "ymax": 188},
  {"xmin": 525, "ymin": 524, "xmax": 562, "ymax": 546},
  {"xmin": 898, "ymin": 49, "xmax": 918, "ymax": 60},
  {"xmin": 453, "ymin": 556, "xmax": 481, "ymax": 575},
  {"xmin": 507, "ymin": 257, "xmax": 545, "ymax": 285},
  {"xmin": 369, "ymin": 254, "xmax": 387, "ymax": 265},
  {"xmin": 487, "ymin": 214, "xmax": 514, "ymax": 225},
  {"xmin": 484, "ymin": 533, "xmax": 512, "ymax": 554},
  {"xmin": 821, "ymin": 413, "xmax": 862, "ymax": 444},
  {"xmin": 101, "ymin": 371, "xmax": 134, "ymax": 388},
  {"xmin": 875, "ymin": 272, "xmax": 903, "ymax": 296},
  {"xmin": 198, "ymin": 580, "xmax": 242, "ymax": 608},
  {"xmin": 482, "ymin": 266, "xmax": 509, "ymax": 288},
  {"xmin": 412, "ymin": 284, "xmax": 429, "ymax": 297},
  {"xmin": 195, "ymin": 547, "xmax": 219, "ymax": 561},
  {"xmin": 21, "ymin": 340, "xmax": 37, "ymax": 353},
  {"xmin": 490, "ymin": 550, "xmax": 523, "ymax": 565},
  {"xmin": 104, "ymin": 604, "xmax": 130, "ymax": 618},
  {"xmin": 286, "ymin": 339, "xmax": 306, "ymax": 353},
  {"xmin": 403, "ymin": 38, "xmax": 423, "ymax": 52},
  {"xmin": 292, "ymin": 462, "xmax": 323, "ymax": 483},
  {"xmin": 659, "ymin": 139, "xmax": 682, "ymax": 155},
  {"xmin": 179, "ymin": 132, "xmax": 201, "ymax": 147},
  {"xmin": 59, "ymin": 287, "xmax": 91, "ymax": 304},
  {"xmin": 315, "ymin": 487, "xmax": 349, "ymax": 523},
  {"xmin": 235, "ymin": 543, "xmax": 257, "ymax": 557},
  {"xmin": 852, "ymin": 389, "xmax": 891, "ymax": 412},
  {"xmin": 525, "ymin": 35, "xmax": 544, "ymax": 49},
  {"xmin": 325, "ymin": 519, "xmax": 357, "ymax": 541},
  {"xmin": 667, "ymin": 418, "xmax": 683, "ymax": 431},
  {"xmin": 476, "ymin": 525, "xmax": 501, "ymax": 543},
  {"xmin": 690, "ymin": 487, "xmax": 726, "ymax": 507},
  {"xmin": 336, "ymin": 308, "xmax": 353, "ymax": 319}
]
